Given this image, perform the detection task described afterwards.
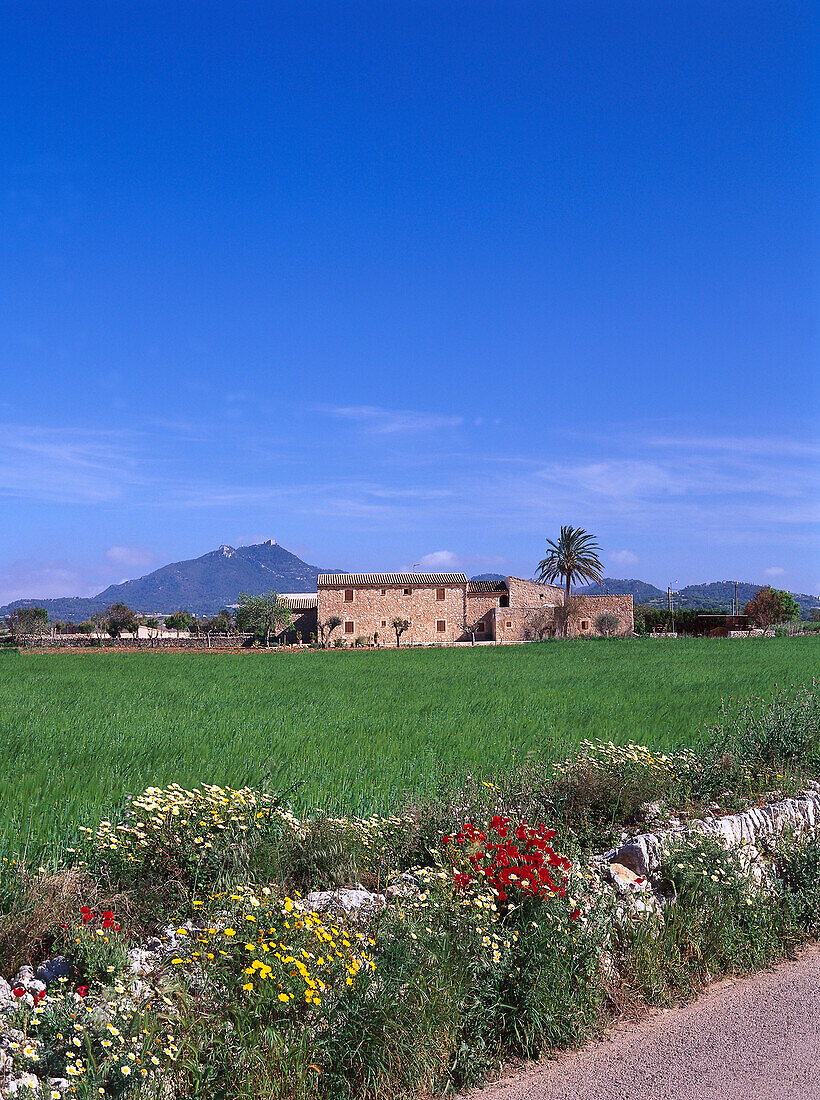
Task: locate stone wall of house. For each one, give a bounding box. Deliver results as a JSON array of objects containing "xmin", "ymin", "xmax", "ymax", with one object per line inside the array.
[
  {"xmin": 488, "ymin": 605, "xmax": 558, "ymax": 642},
  {"xmin": 318, "ymin": 583, "xmax": 467, "ymax": 645},
  {"xmin": 505, "ymin": 576, "xmax": 565, "ymax": 608},
  {"xmin": 465, "ymin": 592, "xmax": 505, "ymax": 639},
  {"xmin": 569, "ymin": 594, "xmax": 634, "ymax": 636}
]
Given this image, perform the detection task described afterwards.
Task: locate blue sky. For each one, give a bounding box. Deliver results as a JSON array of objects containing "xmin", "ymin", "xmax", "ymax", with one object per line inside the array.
[{"xmin": 2, "ymin": 0, "xmax": 818, "ymax": 603}]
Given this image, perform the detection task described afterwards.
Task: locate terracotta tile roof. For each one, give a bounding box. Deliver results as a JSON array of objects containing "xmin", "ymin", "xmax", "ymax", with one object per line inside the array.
[
  {"xmin": 280, "ymin": 594, "xmax": 318, "ymax": 609},
  {"xmin": 318, "ymin": 573, "xmax": 467, "ymax": 586},
  {"xmin": 467, "ymin": 580, "xmax": 508, "ymax": 593}
]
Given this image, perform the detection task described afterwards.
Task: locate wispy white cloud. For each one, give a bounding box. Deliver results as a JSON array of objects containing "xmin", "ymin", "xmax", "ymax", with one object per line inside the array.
[
  {"xmin": 105, "ymin": 545, "xmax": 157, "ymax": 570},
  {"xmin": 648, "ymin": 436, "xmax": 820, "ymax": 459},
  {"xmin": 764, "ymin": 566, "xmax": 786, "ymax": 577},
  {"xmin": 535, "ymin": 460, "xmax": 677, "ymax": 500},
  {"xmin": 0, "ymin": 558, "xmax": 103, "ymax": 606},
  {"xmin": 319, "ymin": 405, "xmax": 463, "ymax": 435},
  {"xmin": 0, "ymin": 425, "xmax": 140, "ymax": 503},
  {"xmin": 610, "ymin": 549, "xmax": 639, "ymax": 568},
  {"xmin": 418, "ymin": 550, "xmax": 463, "ymax": 570},
  {"xmin": 417, "ymin": 550, "xmax": 509, "ymax": 576}
]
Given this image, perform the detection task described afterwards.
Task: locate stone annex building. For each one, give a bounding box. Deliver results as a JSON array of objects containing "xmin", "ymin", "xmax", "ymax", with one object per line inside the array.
[{"xmin": 281, "ymin": 573, "xmax": 633, "ymax": 645}]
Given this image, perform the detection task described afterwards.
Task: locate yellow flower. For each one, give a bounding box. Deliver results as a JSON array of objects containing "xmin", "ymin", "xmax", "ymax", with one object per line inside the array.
[
  {"xmin": 243, "ymin": 982, "xmax": 254, "ymax": 991},
  {"xmin": 224, "ymin": 928, "xmax": 236, "ymax": 937},
  {"xmin": 278, "ymin": 992, "xmax": 289, "ymax": 1002}
]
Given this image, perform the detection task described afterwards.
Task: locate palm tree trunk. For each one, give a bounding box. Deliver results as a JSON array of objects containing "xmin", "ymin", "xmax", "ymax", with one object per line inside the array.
[{"xmin": 564, "ymin": 574, "xmax": 571, "ymax": 637}]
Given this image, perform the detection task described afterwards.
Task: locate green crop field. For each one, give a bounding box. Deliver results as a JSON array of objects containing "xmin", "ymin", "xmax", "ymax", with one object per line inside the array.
[{"xmin": 0, "ymin": 637, "xmax": 817, "ymax": 851}]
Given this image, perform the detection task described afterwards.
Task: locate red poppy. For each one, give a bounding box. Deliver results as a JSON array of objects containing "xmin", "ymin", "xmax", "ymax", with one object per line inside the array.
[
  {"xmin": 12, "ymin": 987, "xmax": 25, "ymax": 998},
  {"xmin": 76, "ymin": 985, "xmax": 89, "ymax": 998}
]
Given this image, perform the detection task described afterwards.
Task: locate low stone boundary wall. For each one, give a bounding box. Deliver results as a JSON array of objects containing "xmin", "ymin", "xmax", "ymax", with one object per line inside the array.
[
  {"xmin": 15, "ymin": 635, "xmax": 253, "ymax": 649},
  {"xmin": 606, "ymin": 782, "xmax": 820, "ymax": 879}
]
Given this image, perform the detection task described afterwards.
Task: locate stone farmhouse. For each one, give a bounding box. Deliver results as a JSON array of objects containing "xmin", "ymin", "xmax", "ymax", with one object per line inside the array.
[{"xmin": 279, "ymin": 573, "xmax": 633, "ymax": 645}]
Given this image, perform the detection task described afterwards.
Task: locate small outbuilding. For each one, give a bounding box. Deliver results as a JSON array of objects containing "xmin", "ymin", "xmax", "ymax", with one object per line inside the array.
[{"xmin": 697, "ymin": 613, "xmax": 750, "ymax": 637}]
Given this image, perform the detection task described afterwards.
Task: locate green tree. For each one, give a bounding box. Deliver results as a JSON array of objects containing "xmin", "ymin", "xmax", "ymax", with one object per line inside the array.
[
  {"xmin": 536, "ymin": 526, "xmax": 604, "ymax": 636},
  {"xmin": 164, "ymin": 610, "xmax": 196, "ymax": 636},
  {"xmin": 203, "ymin": 610, "xmax": 234, "ymax": 634},
  {"xmin": 202, "ymin": 610, "xmax": 234, "ymax": 647},
  {"xmin": 317, "ymin": 615, "xmax": 342, "ymax": 648},
  {"xmin": 594, "ymin": 611, "xmax": 620, "ymax": 637},
  {"xmin": 391, "ymin": 617, "xmax": 411, "ymax": 646},
  {"xmin": 102, "ymin": 602, "xmax": 139, "ymax": 638},
  {"xmin": 236, "ymin": 592, "xmax": 293, "ymax": 648},
  {"xmin": 77, "ymin": 621, "xmax": 95, "ymax": 635},
  {"xmin": 7, "ymin": 606, "xmax": 50, "ymax": 643},
  {"xmin": 744, "ymin": 586, "xmax": 800, "ymax": 628}
]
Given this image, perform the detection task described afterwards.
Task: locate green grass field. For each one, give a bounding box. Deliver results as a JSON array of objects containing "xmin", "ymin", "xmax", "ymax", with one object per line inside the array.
[{"xmin": 0, "ymin": 637, "xmax": 817, "ymax": 849}]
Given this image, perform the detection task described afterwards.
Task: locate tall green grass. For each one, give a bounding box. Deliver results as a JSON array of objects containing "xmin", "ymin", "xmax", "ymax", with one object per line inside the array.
[{"xmin": 0, "ymin": 637, "xmax": 816, "ymax": 850}]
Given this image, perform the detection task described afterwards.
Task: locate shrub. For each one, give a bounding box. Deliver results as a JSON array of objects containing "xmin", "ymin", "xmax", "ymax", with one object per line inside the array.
[
  {"xmin": 776, "ymin": 832, "xmax": 820, "ymax": 938},
  {"xmin": 79, "ymin": 784, "xmax": 285, "ymax": 907},
  {"xmin": 253, "ymin": 809, "xmax": 419, "ymax": 894},
  {"xmin": 548, "ymin": 740, "xmax": 696, "ymax": 847},
  {"xmin": 593, "ymin": 612, "xmax": 620, "ymax": 637},
  {"xmin": 622, "ymin": 833, "xmax": 789, "ymax": 1003}
]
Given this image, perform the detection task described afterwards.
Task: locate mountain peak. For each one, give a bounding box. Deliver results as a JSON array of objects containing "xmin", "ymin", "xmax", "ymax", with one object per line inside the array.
[{"xmin": 0, "ymin": 541, "xmax": 331, "ymax": 618}]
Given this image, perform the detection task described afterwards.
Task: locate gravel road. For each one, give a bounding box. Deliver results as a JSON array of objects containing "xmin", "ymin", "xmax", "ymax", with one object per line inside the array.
[{"xmin": 468, "ymin": 945, "xmax": 820, "ymax": 1100}]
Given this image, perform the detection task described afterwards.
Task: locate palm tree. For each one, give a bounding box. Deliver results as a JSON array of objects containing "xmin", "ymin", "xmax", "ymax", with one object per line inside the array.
[{"xmin": 536, "ymin": 526, "xmax": 604, "ymax": 635}]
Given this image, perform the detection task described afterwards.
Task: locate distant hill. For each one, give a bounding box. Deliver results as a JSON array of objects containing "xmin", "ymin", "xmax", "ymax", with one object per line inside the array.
[
  {"xmin": 577, "ymin": 578, "xmax": 666, "ymax": 603},
  {"xmin": 578, "ymin": 578, "xmax": 820, "ymax": 618},
  {"xmin": 4, "ymin": 556, "xmax": 819, "ymax": 623},
  {"xmin": 0, "ymin": 540, "xmax": 332, "ymax": 620}
]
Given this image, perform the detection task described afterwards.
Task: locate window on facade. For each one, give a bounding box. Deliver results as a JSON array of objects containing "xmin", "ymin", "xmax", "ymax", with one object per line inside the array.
[
  {"xmin": 344, "ymin": 588, "xmax": 353, "ymax": 602},
  {"xmin": 436, "ymin": 588, "xmax": 445, "ymax": 601},
  {"xmin": 477, "ymin": 622, "xmax": 485, "ymax": 632},
  {"xmin": 380, "ymin": 588, "xmax": 386, "ymax": 595},
  {"xmin": 403, "ymin": 587, "xmax": 412, "ymax": 595},
  {"xmin": 436, "ymin": 620, "xmax": 446, "ymax": 632},
  {"xmin": 381, "ymin": 620, "xmax": 386, "ymax": 627},
  {"xmin": 499, "ymin": 594, "xmax": 509, "ymax": 607},
  {"xmin": 344, "ymin": 621, "xmax": 354, "ymax": 634},
  {"xmin": 506, "ymin": 621, "xmax": 512, "ymax": 628},
  {"xmin": 581, "ymin": 620, "xmax": 590, "ymax": 631}
]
